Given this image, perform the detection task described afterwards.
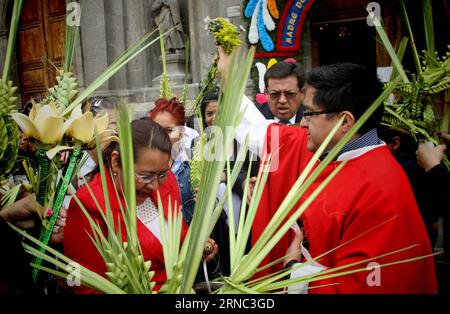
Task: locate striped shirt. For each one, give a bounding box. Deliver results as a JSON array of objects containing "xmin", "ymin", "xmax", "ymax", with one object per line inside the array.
[{"xmin": 320, "ymin": 128, "xmax": 382, "ymax": 161}]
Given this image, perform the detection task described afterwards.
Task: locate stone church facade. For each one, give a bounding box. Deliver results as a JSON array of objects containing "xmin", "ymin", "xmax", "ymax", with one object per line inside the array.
[
  {"xmin": 1, "ymin": 0, "xmax": 448, "ymax": 117},
  {"xmin": 0, "ymin": 0, "xmax": 253, "ymax": 116}
]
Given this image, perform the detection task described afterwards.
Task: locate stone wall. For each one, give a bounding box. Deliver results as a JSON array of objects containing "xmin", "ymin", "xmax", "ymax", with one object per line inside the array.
[{"xmin": 75, "ymin": 0, "xmax": 253, "ymax": 117}]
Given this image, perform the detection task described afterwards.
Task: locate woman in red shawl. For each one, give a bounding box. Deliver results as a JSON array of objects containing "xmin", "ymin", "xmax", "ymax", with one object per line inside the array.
[{"xmin": 64, "ymin": 119, "xmax": 217, "ymax": 293}]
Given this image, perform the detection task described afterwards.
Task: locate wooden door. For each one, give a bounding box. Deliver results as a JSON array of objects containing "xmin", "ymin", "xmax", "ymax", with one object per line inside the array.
[{"xmin": 16, "ymin": 0, "xmax": 66, "ymax": 105}]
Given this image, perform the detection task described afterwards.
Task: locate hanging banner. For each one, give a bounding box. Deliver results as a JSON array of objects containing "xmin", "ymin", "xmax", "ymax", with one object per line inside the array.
[
  {"xmin": 277, "ymin": 0, "xmax": 315, "ymax": 52},
  {"xmin": 253, "ymin": 0, "xmax": 316, "ymax": 58}
]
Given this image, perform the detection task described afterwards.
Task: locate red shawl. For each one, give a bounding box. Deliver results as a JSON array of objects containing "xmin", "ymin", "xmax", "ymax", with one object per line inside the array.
[{"xmin": 64, "ymin": 168, "xmax": 187, "ymax": 293}]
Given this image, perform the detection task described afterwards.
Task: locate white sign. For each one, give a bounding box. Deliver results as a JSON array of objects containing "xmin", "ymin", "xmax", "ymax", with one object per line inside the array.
[{"xmin": 227, "ymin": 6, "xmax": 241, "ymax": 18}]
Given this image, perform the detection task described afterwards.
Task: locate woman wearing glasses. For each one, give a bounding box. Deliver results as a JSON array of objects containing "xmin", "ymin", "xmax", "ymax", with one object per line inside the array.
[{"xmin": 64, "ymin": 119, "xmax": 217, "ymax": 293}]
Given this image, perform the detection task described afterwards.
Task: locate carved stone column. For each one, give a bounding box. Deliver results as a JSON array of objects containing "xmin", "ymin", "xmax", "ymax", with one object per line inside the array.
[
  {"xmin": 123, "ymin": 0, "xmax": 149, "ymax": 90},
  {"xmin": 104, "ymin": 0, "xmax": 127, "ymax": 90},
  {"xmin": 79, "ymin": 0, "xmax": 109, "ymax": 90}
]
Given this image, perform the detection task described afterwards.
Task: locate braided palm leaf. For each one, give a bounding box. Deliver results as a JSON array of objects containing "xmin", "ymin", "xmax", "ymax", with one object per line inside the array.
[
  {"xmin": 93, "ymin": 203, "xmax": 156, "ymax": 293},
  {"xmin": 392, "ymin": 83, "xmax": 413, "ymax": 102},
  {"xmin": 103, "ymin": 247, "xmax": 132, "ymax": 292},
  {"xmin": 0, "ymin": 79, "xmax": 19, "ymax": 181},
  {"xmin": 159, "ymin": 260, "xmax": 185, "ymax": 294},
  {"xmin": 382, "ymin": 112, "xmax": 410, "ymax": 132},
  {"xmin": 0, "ymin": 79, "xmax": 19, "ymax": 174},
  {"xmin": 45, "ymin": 71, "xmax": 78, "ymax": 113},
  {"xmin": 425, "ymin": 76, "xmax": 450, "ymax": 95},
  {"xmin": 422, "ymin": 46, "xmax": 450, "ymax": 95},
  {"xmin": 0, "ymin": 0, "xmax": 23, "ymax": 185},
  {"xmin": 0, "ymin": 116, "xmax": 8, "ymax": 161},
  {"xmin": 389, "ymin": 75, "xmax": 449, "ymax": 142},
  {"xmin": 409, "ymin": 94, "xmax": 423, "ymax": 120},
  {"xmin": 123, "ymin": 242, "xmax": 155, "ymax": 293},
  {"xmin": 377, "ymin": 2, "xmax": 449, "ymax": 148},
  {"xmin": 189, "ymin": 136, "xmax": 204, "ymax": 192},
  {"xmin": 0, "ymin": 79, "xmax": 18, "ymax": 115},
  {"xmin": 0, "ymin": 115, "xmax": 19, "ymax": 181}
]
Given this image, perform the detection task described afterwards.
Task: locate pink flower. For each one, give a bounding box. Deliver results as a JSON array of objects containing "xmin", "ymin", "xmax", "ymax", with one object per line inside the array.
[
  {"xmin": 256, "ymin": 93, "xmax": 268, "ymax": 104},
  {"xmin": 284, "ymin": 58, "xmax": 296, "ymax": 63}
]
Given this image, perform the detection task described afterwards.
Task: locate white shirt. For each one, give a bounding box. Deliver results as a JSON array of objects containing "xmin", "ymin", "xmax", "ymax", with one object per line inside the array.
[
  {"xmin": 235, "ymin": 95, "xmax": 274, "ymax": 157},
  {"xmin": 175, "ymin": 126, "xmax": 199, "ymax": 162},
  {"xmin": 274, "ymin": 116, "xmax": 296, "ymax": 125},
  {"xmin": 136, "ymin": 197, "xmax": 168, "ymax": 245}
]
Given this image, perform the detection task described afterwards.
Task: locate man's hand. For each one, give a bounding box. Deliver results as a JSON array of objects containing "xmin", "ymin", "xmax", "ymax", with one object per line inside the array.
[
  {"xmin": 0, "ymin": 194, "xmax": 44, "ymax": 229},
  {"xmin": 50, "ymin": 208, "xmax": 67, "ymax": 245},
  {"xmin": 245, "ymin": 176, "xmax": 258, "ymax": 205},
  {"xmin": 203, "ymin": 238, "xmax": 219, "ymax": 263},
  {"xmin": 216, "ymin": 46, "xmax": 231, "ymax": 83},
  {"xmin": 283, "ymin": 228, "xmax": 304, "ymax": 268},
  {"xmin": 1, "ymin": 193, "xmax": 67, "ymax": 244},
  {"xmin": 416, "ymin": 142, "xmax": 446, "ymax": 172}
]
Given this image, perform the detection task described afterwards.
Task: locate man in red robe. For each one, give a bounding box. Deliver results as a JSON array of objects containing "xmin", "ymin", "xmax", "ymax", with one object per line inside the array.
[{"xmin": 226, "ymin": 58, "xmax": 438, "ymax": 293}]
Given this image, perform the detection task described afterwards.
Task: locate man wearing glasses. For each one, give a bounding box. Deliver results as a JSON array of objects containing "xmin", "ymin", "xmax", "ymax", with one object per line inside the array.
[
  {"xmin": 236, "ymin": 61, "xmax": 306, "ymax": 203},
  {"xmin": 258, "ymin": 61, "xmax": 305, "ymax": 125},
  {"xmin": 216, "ymin": 46, "xmax": 437, "ymax": 293}
]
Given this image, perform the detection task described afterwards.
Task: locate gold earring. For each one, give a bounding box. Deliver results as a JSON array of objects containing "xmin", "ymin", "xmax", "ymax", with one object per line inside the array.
[{"xmin": 113, "ymin": 172, "xmax": 118, "ymax": 176}]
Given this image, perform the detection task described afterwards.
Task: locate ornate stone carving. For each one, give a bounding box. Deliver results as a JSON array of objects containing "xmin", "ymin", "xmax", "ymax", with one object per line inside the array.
[{"xmin": 151, "ymin": 0, "xmax": 185, "ymax": 53}]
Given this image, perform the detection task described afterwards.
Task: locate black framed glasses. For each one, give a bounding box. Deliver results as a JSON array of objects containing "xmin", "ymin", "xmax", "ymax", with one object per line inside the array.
[
  {"xmin": 135, "ymin": 161, "xmax": 173, "ymax": 185},
  {"xmin": 302, "ymin": 110, "xmax": 337, "ymax": 121},
  {"xmin": 267, "ymin": 90, "xmax": 300, "ymax": 101}
]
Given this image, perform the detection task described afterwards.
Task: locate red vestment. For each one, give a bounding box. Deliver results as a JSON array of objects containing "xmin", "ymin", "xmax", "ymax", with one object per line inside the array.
[
  {"xmin": 252, "ymin": 124, "xmax": 437, "ymax": 293},
  {"xmin": 64, "ymin": 168, "xmax": 187, "ymax": 293}
]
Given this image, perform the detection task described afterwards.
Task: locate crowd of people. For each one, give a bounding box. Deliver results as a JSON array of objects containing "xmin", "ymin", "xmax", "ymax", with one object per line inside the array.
[{"xmin": 1, "ymin": 47, "xmax": 449, "ymax": 295}]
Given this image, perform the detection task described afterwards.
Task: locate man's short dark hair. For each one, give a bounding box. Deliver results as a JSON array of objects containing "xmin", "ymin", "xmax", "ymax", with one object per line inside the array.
[
  {"xmin": 264, "ymin": 61, "xmax": 305, "ymax": 90},
  {"xmin": 306, "ymin": 63, "xmax": 384, "ymax": 134}
]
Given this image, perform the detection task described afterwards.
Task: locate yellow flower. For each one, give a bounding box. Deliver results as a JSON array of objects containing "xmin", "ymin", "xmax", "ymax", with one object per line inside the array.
[
  {"xmin": 63, "ymin": 105, "xmax": 109, "ymax": 145},
  {"xmin": 11, "ymin": 102, "xmax": 64, "ymax": 145}
]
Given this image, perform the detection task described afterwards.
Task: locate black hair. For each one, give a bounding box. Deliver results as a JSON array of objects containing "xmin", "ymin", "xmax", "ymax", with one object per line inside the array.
[
  {"xmin": 103, "ymin": 119, "xmax": 172, "ymax": 167},
  {"xmin": 264, "ymin": 61, "xmax": 306, "ymax": 90},
  {"xmin": 306, "ymin": 63, "xmax": 384, "ymax": 134},
  {"xmin": 378, "ymin": 125, "xmax": 417, "ymax": 162},
  {"xmin": 200, "ymin": 91, "xmax": 220, "ymax": 130}
]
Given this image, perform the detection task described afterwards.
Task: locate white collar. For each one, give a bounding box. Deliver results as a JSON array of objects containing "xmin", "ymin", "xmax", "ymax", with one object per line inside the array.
[
  {"xmin": 274, "ymin": 115, "xmax": 296, "ymax": 125},
  {"xmin": 337, "ymin": 142, "xmax": 386, "ymax": 161},
  {"xmin": 78, "ymin": 152, "xmax": 97, "ymax": 176}
]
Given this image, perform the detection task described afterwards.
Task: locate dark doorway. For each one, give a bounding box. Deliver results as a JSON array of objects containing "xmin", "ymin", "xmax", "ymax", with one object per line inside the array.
[{"xmin": 312, "ymin": 19, "xmax": 377, "ymax": 72}]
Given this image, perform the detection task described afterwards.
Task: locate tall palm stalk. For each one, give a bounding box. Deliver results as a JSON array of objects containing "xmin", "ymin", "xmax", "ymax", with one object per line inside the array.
[
  {"xmin": 63, "ymin": 0, "xmax": 79, "ymax": 73},
  {"xmin": 158, "ymin": 26, "xmax": 173, "ymax": 100},
  {"xmin": 177, "ymin": 47, "xmax": 255, "ymax": 293}
]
